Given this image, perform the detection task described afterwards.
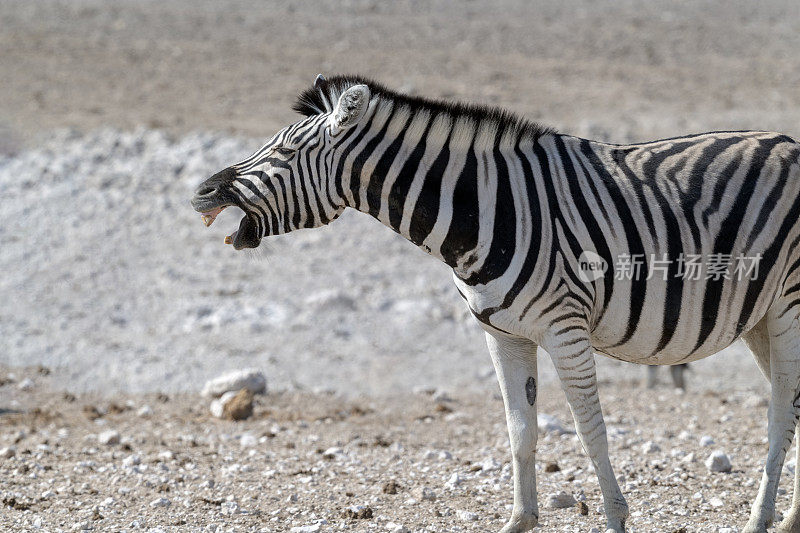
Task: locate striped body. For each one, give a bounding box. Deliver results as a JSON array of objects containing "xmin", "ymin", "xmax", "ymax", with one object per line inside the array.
[{"xmin": 192, "ymin": 75, "xmax": 800, "ymax": 532}]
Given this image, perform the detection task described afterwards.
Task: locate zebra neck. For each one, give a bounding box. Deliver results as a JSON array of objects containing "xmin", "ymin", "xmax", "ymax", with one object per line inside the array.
[{"xmin": 340, "ymin": 106, "xmax": 528, "ymax": 276}]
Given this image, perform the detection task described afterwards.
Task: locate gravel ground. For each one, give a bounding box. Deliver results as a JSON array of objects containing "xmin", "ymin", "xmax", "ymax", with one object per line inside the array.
[{"xmin": 0, "ymin": 366, "xmax": 784, "ymax": 532}]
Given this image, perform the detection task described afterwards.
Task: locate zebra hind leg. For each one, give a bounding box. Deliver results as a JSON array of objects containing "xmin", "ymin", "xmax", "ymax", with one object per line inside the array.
[
  {"xmin": 485, "ymin": 332, "xmax": 540, "ymax": 533},
  {"xmin": 744, "ymin": 307, "xmax": 800, "ymax": 533},
  {"xmin": 544, "ymin": 328, "xmax": 628, "ymax": 533}
]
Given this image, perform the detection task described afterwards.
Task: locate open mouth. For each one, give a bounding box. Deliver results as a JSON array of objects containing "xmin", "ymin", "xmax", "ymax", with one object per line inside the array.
[
  {"xmin": 192, "ymin": 167, "xmax": 262, "ymax": 250},
  {"xmin": 194, "ymin": 202, "xmax": 262, "ymax": 250}
]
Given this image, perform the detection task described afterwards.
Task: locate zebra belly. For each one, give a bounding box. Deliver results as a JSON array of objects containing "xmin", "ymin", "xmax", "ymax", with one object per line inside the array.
[{"xmin": 588, "ymin": 276, "xmax": 775, "ymax": 365}]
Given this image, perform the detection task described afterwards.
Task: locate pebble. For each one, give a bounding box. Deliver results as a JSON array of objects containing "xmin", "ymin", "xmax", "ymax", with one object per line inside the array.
[
  {"xmin": 546, "ymin": 490, "xmax": 577, "ymax": 509},
  {"xmin": 0, "ymin": 446, "xmax": 16, "ymax": 459},
  {"xmin": 342, "ymin": 505, "xmax": 373, "ymax": 519},
  {"xmin": 201, "ymin": 369, "xmax": 266, "ymax": 398},
  {"xmin": 98, "ymin": 430, "xmax": 121, "ymax": 445},
  {"xmin": 699, "ymin": 435, "xmax": 715, "ymax": 447},
  {"xmin": 538, "ymin": 414, "xmax": 573, "ymax": 435},
  {"xmin": 445, "ymin": 472, "xmax": 464, "ymax": 488},
  {"xmin": 17, "ymin": 378, "xmax": 34, "ymax": 391},
  {"xmin": 641, "ymin": 440, "xmax": 661, "ymax": 454},
  {"xmin": 220, "ymin": 501, "xmax": 240, "ymax": 515},
  {"xmin": 210, "ymin": 389, "xmax": 253, "ymax": 420},
  {"xmin": 706, "ymin": 450, "xmax": 732, "ymax": 473},
  {"xmin": 137, "ymin": 405, "xmax": 153, "ymax": 417},
  {"xmin": 289, "ymin": 526, "xmax": 320, "ymax": 533},
  {"xmin": 149, "ymin": 497, "xmax": 171, "ymax": 508},
  {"xmin": 455, "ymin": 510, "xmax": 478, "ymax": 521}
]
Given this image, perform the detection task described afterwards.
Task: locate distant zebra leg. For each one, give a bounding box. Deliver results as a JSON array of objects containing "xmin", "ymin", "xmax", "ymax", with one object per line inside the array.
[
  {"xmin": 669, "ymin": 364, "xmax": 687, "ymax": 390},
  {"xmin": 646, "ymin": 366, "xmax": 658, "ymax": 388},
  {"xmin": 486, "ymin": 332, "xmax": 540, "ymax": 533},
  {"xmin": 745, "ymin": 306, "xmax": 800, "ymax": 533},
  {"xmin": 545, "ymin": 332, "xmax": 628, "ymax": 533}
]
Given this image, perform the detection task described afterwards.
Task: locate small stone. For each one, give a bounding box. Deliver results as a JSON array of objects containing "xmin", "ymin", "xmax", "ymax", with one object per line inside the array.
[
  {"xmin": 322, "ymin": 447, "xmax": 343, "ymax": 459},
  {"xmin": 342, "ymin": 505, "xmax": 373, "ymax": 519},
  {"xmin": 547, "ymin": 490, "xmax": 576, "ymax": 509},
  {"xmin": 709, "ymin": 497, "xmax": 724, "ymax": 508},
  {"xmin": 98, "ymin": 430, "xmax": 121, "ymax": 445},
  {"xmin": 41, "ymin": 490, "xmax": 55, "ymax": 499},
  {"xmin": 705, "ymin": 450, "xmax": 732, "ymax": 473},
  {"xmin": 642, "ymin": 440, "xmax": 661, "ymax": 453},
  {"xmin": 538, "ymin": 414, "xmax": 573, "ymax": 435},
  {"xmin": 544, "ymin": 461, "xmax": 561, "ymax": 473},
  {"xmin": 210, "ymin": 388, "xmax": 253, "ymax": 421},
  {"xmin": 456, "ymin": 510, "xmax": 478, "ymax": 521},
  {"xmin": 446, "ymin": 472, "xmax": 463, "ymax": 487},
  {"xmin": 18, "ymin": 378, "xmax": 34, "ymax": 391},
  {"xmin": 149, "ymin": 497, "xmax": 171, "ymax": 508},
  {"xmin": 202, "ymin": 369, "xmax": 266, "ymax": 398},
  {"xmin": 220, "ymin": 501, "xmax": 240, "ymax": 515},
  {"xmin": 0, "ymin": 446, "xmax": 16, "ymax": 459},
  {"xmin": 576, "ymin": 501, "xmax": 589, "ymax": 515},
  {"xmin": 122, "ymin": 454, "xmax": 141, "ymax": 467},
  {"xmin": 417, "ymin": 487, "xmax": 436, "ymax": 501},
  {"xmin": 289, "ymin": 526, "xmax": 320, "ymax": 533},
  {"xmin": 137, "ymin": 405, "xmax": 153, "ymax": 417},
  {"xmin": 385, "ymin": 523, "xmax": 409, "ymax": 533},
  {"xmin": 382, "ymin": 480, "xmax": 401, "ymax": 494},
  {"xmin": 239, "ymin": 433, "xmax": 257, "ymax": 447},
  {"xmin": 699, "ymin": 435, "xmax": 715, "ymax": 447}
]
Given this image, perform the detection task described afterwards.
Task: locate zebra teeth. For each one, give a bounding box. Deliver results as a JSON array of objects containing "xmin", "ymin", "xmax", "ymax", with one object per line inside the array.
[{"xmin": 200, "ymin": 206, "xmax": 226, "ymax": 227}]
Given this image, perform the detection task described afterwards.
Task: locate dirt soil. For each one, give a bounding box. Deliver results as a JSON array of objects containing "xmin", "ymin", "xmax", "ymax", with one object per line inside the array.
[{"xmin": 0, "ymin": 366, "xmax": 783, "ymax": 532}]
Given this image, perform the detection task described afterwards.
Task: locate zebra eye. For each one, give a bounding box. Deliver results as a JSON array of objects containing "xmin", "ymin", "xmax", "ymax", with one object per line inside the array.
[{"xmin": 275, "ymin": 147, "xmax": 296, "ymax": 158}]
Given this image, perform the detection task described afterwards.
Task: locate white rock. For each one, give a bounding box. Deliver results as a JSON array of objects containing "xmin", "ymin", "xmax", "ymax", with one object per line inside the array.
[
  {"xmin": 699, "ymin": 435, "xmax": 715, "ymax": 447},
  {"xmin": 641, "ymin": 440, "xmax": 661, "ymax": 454},
  {"xmin": 386, "ymin": 523, "xmax": 409, "ymax": 533},
  {"xmin": 18, "ymin": 378, "xmax": 34, "ymax": 391},
  {"xmin": 0, "ymin": 446, "xmax": 16, "ymax": 459},
  {"xmin": 706, "ymin": 450, "xmax": 732, "ymax": 473},
  {"xmin": 479, "ymin": 457, "xmax": 502, "ymax": 472},
  {"xmin": 202, "ymin": 368, "xmax": 266, "ymax": 398},
  {"xmin": 137, "ymin": 405, "xmax": 153, "ymax": 417},
  {"xmin": 239, "ymin": 433, "xmax": 257, "ymax": 448},
  {"xmin": 546, "ymin": 490, "xmax": 576, "ymax": 509},
  {"xmin": 446, "ymin": 472, "xmax": 464, "ymax": 488},
  {"xmin": 122, "ymin": 454, "xmax": 141, "ymax": 467},
  {"xmin": 322, "ymin": 447, "xmax": 343, "ymax": 459},
  {"xmin": 709, "ymin": 497, "xmax": 724, "ymax": 508},
  {"xmin": 209, "ymin": 391, "xmax": 238, "ymax": 418},
  {"xmin": 149, "ymin": 497, "xmax": 171, "ymax": 508},
  {"xmin": 41, "ymin": 490, "xmax": 55, "ymax": 499},
  {"xmin": 456, "ymin": 510, "xmax": 478, "ymax": 521},
  {"xmin": 220, "ymin": 501, "xmax": 240, "ymax": 515},
  {"xmin": 289, "ymin": 526, "xmax": 320, "ymax": 533},
  {"xmin": 538, "ymin": 414, "xmax": 574, "ymax": 435},
  {"xmin": 98, "ymin": 430, "xmax": 121, "ymax": 445}
]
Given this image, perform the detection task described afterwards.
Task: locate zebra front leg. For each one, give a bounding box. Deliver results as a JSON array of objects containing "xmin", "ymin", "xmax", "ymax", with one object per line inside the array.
[
  {"xmin": 543, "ymin": 332, "xmax": 628, "ymax": 533},
  {"xmin": 745, "ymin": 307, "xmax": 800, "ymax": 533},
  {"xmin": 485, "ymin": 332, "xmax": 540, "ymax": 533}
]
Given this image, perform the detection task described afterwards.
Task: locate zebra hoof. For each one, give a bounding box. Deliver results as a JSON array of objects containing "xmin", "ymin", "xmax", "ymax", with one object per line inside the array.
[
  {"xmin": 777, "ymin": 512, "xmax": 800, "ymax": 533},
  {"xmin": 498, "ymin": 512, "xmax": 538, "ymax": 533}
]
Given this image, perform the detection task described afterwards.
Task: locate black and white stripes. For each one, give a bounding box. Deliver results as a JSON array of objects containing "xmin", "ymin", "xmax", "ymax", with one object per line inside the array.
[{"xmin": 192, "ymin": 74, "xmax": 800, "ymax": 533}]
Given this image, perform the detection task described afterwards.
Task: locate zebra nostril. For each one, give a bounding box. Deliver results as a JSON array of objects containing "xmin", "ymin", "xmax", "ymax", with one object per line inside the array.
[{"xmin": 197, "ymin": 186, "xmax": 217, "ymax": 197}]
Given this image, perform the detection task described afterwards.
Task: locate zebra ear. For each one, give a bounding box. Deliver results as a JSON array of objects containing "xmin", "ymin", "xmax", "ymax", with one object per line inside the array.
[
  {"xmin": 331, "ymin": 84, "xmax": 370, "ymax": 130},
  {"xmin": 314, "ymin": 74, "xmax": 328, "ymax": 92}
]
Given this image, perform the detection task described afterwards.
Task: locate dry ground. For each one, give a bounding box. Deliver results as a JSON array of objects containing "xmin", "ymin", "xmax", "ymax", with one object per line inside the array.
[{"xmin": 0, "ymin": 365, "xmax": 784, "ymax": 532}]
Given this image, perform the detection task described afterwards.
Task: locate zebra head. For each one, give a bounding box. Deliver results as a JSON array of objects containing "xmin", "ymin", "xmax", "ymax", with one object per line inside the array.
[{"xmin": 191, "ymin": 74, "xmax": 371, "ymax": 249}]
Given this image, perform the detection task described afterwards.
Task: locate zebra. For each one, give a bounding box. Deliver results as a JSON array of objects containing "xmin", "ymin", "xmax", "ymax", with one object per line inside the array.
[{"xmin": 191, "ymin": 74, "xmax": 800, "ymax": 533}]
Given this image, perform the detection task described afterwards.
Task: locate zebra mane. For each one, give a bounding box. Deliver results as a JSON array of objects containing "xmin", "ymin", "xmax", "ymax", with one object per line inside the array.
[{"xmin": 293, "ymin": 74, "xmax": 554, "ymax": 143}]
